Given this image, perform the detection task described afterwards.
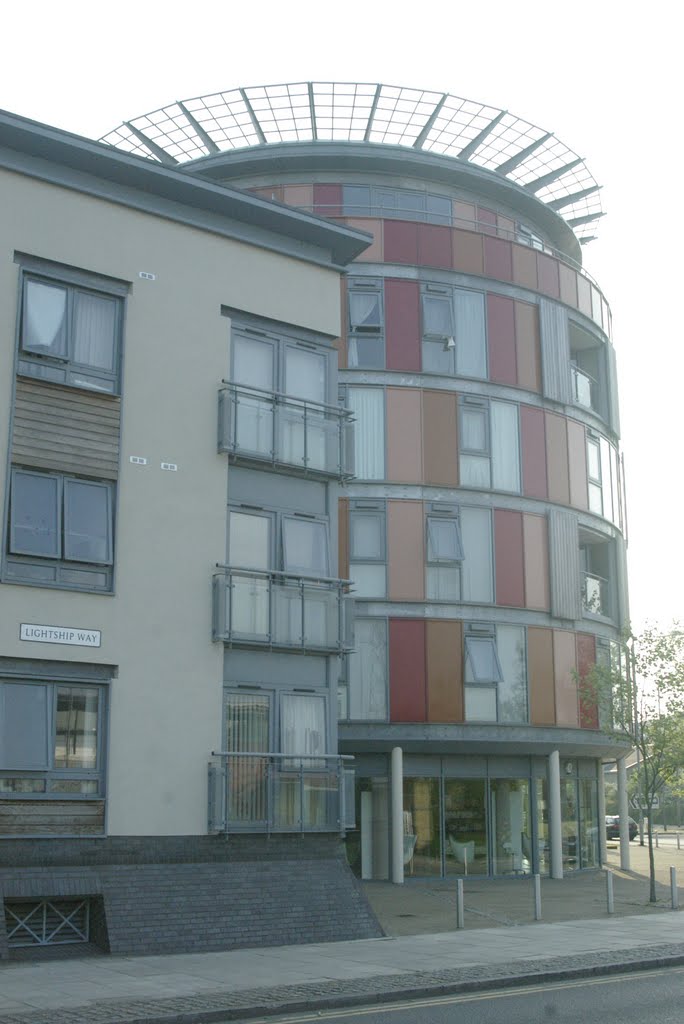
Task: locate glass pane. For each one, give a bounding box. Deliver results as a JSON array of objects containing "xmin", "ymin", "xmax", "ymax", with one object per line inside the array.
[
  {"xmin": 403, "ymin": 777, "xmax": 440, "ymax": 876},
  {"xmin": 234, "ymin": 393, "xmax": 274, "ymax": 457},
  {"xmin": 0, "ymin": 684, "xmax": 49, "ymax": 770},
  {"xmin": 64, "ymin": 481, "xmax": 111, "ymax": 563},
  {"xmin": 278, "ymin": 406, "xmax": 333, "ymax": 472},
  {"xmin": 285, "ymin": 347, "xmax": 326, "ymax": 404},
  {"xmin": 349, "ymin": 291, "xmax": 382, "ymax": 331},
  {"xmin": 586, "ymin": 439, "xmax": 601, "ymax": 481},
  {"xmin": 229, "ymin": 512, "xmax": 270, "ymax": 569},
  {"xmin": 464, "ymin": 686, "xmax": 497, "ymax": 721},
  {"xmin": 588, "ymin": 481, "xmax": 603, "ymax": 515},
  {"xmin": 302, "ymin": 585, "xmax": 338, "ymax": 646},
  {"xmin": 232, "ymin": 335, "xmax": 274, "ymax": 391},
  {"xmin": 465, "ymin": 637, "xmax": 502, "ymax": 683},
  {"xmin": 579, "ymin": 776, "xmax": 599, "ymax": 868},
  {"xmin": 0, "ymin": 777, "xmax": 46, "ymax": 793},
  {"xmin": 460, "ymin": 454, "xmax": 491, "ymax": 489},
  {"xmin": 461, "ymin": 407, "xmax": 487, "ymax": 452},
  {"xmin": 426, "ymin": 565, "xmax": 460, "ymax": 601},
  {"xmin": 350, "ymin": 563, "xmax": 385, "ymax": 599},
  {"xmin": 491, "ymin": 401, "xmax": 520, "ymax": 492},
  {"xmin": 229, "ymin": 575, "xmax": 270, "ymax": 637},
  {"xmin": 347, "ymin": 388, "xmax": 385, "ymax": 479},
  {"xmin": 281, "ymin": 693, "xmax": 326, "ymax": 763},
  {"xmin": 347, "ymin": 335, "xmax": 384, "ymax": 369},
  {"xmin": 351, "ymin": 513, "xmax": 383, "ymax": 559},
  {"xmin": 282, "ymin": 519, "xmax": 329, "ymax": 576},
  {"xmin": 73, "ymin": 292, "xmax": 117, "ymax": 371},
  {"xmin": 497, "ymin": 625, "xmax": 527, "ymax": 723},
  {"xmin": 224, "ymin": 693, "xmax": 270, "ymax": 822},
  {"xmin": 490, "ymin": 779, "xmax": 531, "ymax": 875},
  {"xmin": 427, "ymin": 518, "xmax": 463, "ymax": 562},
  {"xmin": 454, "ymin": 289, "xmax": 486, "ymax": 378},
  {"xmin": 444, "ymin": 779, "xmax": 488, "ymax": 876},
  {"xmin": 422, "ymin": 295, "xmax": 454, "ymax": 337},
  {"xmin": 23, "ymin": 280, "xmax": 67, "ymax": 357},
  {"xmin": 536, "ymin": 778, "xmax": 550, "ymax": 875},
  {"xmin": 600, "ymin": 437, "xmax": 613, "ymax": 522},
  {"xmin": 426, "ymin": 194, "xmax": 452, "ymax": 225},
  {"xmin": 561, "ymin": 778, "xmax": 580, "ymax": 872},
  {"xmin": 343, "ymin": 184, "xmax": 370, "ymax": 216},
  {"xmin": 348, "ymin": 619, "xmax": 387, "ymax": 720},
  {"xmin": 55, "ymin": 687, "xmax": 99, "ymax": 769},
  {"xmin": 10, "ymin": 472, "xmax": 60, "ymax": 558},
  {"xmin": 460, "ymin": 506, "xmax": 493, "ymax": 603},
  {"xmin": 422, "ymin": 337, "xmax": 455, "ymax": 375}
]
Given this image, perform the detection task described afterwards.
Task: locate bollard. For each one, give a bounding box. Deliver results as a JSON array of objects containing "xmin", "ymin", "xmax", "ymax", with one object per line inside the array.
[
  {"xmin": 678, "ymin": 833, "xmax": 681, "ymax": 851},
  {"xmin": 671, "ymin": 867, "xmax": 679, "ymax": 911},
  {"xmin": 534, "ymin": 873, "xmax": 542, "ymax": 921},
  {"xmin": 655, "ymin": 831, "xmax": 659, "ymax": 849},
  {"xmin": 606, "ymin": 870, "xmax": 614, "ymax": 914},
  {"xmin": 456, "ymin": 878, "xmax": 464, "ymax": 929}
]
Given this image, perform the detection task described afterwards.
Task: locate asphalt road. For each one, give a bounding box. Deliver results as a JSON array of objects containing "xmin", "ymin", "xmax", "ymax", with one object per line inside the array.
[{"xmin": 246, "ymin": 966, "xmax": 684, "ymax": 1024}]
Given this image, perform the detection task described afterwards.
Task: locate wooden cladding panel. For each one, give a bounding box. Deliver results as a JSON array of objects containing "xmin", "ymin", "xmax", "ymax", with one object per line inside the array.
[
  {"xmin": 422, "ymin": 390, "xmax": 458, "ymax": 486},
  {"xmin": 389, "ymin": 619, "xmax": 426, "ymax": 722},
  {"xmin": 528, "ymin": 627, "xmax": 556, "ymax": 725},
  {"xmin": 0, "ymin": 800, "xmax": 105, "ymax": 836},
  {"xmin": 545, "ymin": 411, "xmax": 570, "ymax": 505},
  {"xmin": 523, "ymin": 513, "xmax": 550, "ymax": 611},
  {"xmin": 426, "ymin": 620, "xmax": 463, "ymax": 723},
  {"xmin": 13, "ymin": 379, "xmax": 120, "ymax": 479},
  {"xmin": 553, "ymin": 629, "xmax": 579, "ymax": 726}
]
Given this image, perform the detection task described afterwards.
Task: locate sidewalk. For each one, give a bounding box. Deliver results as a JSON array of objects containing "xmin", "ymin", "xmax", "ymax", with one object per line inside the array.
[{"xmin": 1, "ymin": 844, "xmax": 683, "ymax": 1024}]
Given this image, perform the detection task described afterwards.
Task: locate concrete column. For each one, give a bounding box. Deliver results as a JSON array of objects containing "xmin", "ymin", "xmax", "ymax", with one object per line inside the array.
[
  {"xmin": 548, "ymin": 750, "xmax": 563, "ymax": 879},
  {"xmin": 391, "ymin": 746, "xmax": 404, "ymax": 885},
  {"xmin": 597, "ymin": 764, "xmax": 608, "ymax": 866},
  {"xmin": 617, "ymin": 755, "xmax": 630, "ymax": 870}
]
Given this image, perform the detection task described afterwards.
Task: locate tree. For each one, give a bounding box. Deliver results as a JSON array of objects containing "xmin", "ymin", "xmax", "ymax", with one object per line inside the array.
[{"xmin": 581, "ymin": 623, "xmax": 684, "ymax": 902}]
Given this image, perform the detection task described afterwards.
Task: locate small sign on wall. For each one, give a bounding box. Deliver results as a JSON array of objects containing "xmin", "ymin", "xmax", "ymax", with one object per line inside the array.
[{"xmin": 20, "ymin": 623, "xmax": 102, "ymax": 647}]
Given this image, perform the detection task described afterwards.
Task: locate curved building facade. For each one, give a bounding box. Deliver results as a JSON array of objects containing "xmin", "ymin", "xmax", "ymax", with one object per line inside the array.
[{"xmin": 101, "ymin": 83, "xmax": 631, "ymax": 881}]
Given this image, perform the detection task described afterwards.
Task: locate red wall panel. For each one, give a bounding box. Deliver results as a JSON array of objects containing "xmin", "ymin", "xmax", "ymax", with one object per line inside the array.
[
  {"xmin": 494, "ymin": 509, "xmax": 525, "ymax": 607},
  {"xmin": 520, "ymin": 405, "xmax": 548, "ymax": 500},
  {"xmin": 417, "ymin": 224, "xmax": 452, "ymax": 268},
  {"xmin": 483, "ymin": 236, "xmax": 513, "ymax": 282},
  {"xmin": 383, "ymin": 220, "xmax": 419, "ymax": 264},
  {"xmin": 385, "ymin": 279, "xmax": 421, "ymax": 371},
  {"xmin": 576, "ymin": 633, "xmax": 598, "ymax": 729},
  {"xmin": 389, "ymin": 619, "xmax": 427, "ymax": 722},
  {"xmin": 487, "ymin": 294, "xmax": 517, "ymax": 386},
  {"xmin": 313, "ymin": 184, "xmax": 342, "ymax": 217}
]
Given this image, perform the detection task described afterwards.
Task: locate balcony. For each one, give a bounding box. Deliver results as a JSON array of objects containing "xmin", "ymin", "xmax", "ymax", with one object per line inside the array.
[
  {"xmin": 582, "ymin": 570, "xmax": 610, "ymax": 617},
  {"xmin": 207, "ymin": 752, "xmax": 355, "ymax": 835},
  {"xmin": 571, "ymin": 364, "xmax": 597, "ymax": 411},
  {"xmin": 218, "ymin": 383, "xmax": 354, "ymax": 480},
  {"xmin": 213, "ymin": 566, "xmax": 352, "ymax": 652}
]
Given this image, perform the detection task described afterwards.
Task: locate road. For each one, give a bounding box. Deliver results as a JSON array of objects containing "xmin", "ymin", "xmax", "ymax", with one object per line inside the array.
[{"xmin": 242, "ymin": 966, "xmax": 684, "ymax": 1024}]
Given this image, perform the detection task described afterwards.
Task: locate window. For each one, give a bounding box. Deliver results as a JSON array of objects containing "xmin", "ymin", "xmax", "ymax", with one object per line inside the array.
[
  {"xmin": 464, "ymin": 625, "xmax": 527, "ymax": 723},
  {"xmin": 587, "ymin": 435, "xmax": 602, "ymax": 515},
  {"xmin": 569, "ymin": 322, "xmax": 606, "ymax": 419},
  {"xmin": 17, "ymin": 265, "xmax": 124, "ymax": 394},
  {"xmin": 6, "ymin": 469, "xmax": 114, "ymax": 591},
  {"xmin": 459, "ymin": 398, "xmax": 520, "ymax": 493},
  {"xmin": 580, "ymin": 530, "xmax": 615, "ymax": 620},
  {"xmin": 281, "ymin": 692, "xmax": 327, "ymax": 765},
  {"xmin": 345, "ymin": 619, "xmax": 388, "ymax": 721},
  {"xmin": 346, "ymin": 387, "xmax": 385, "ymax": 479},
  {"xmin": 341, "ymin": 184, "xmax": 451, "ymax": 225},
  {"xmin": 425, "ymin": 506, "xmax": 463, "ymax": 601},
  {"xmin": 0, "ymin": 682, "xmax": 105, "ymax": 796},
  {"xmin": 347, "ymin": 280, "xmax": 384, "ymax": 369},
  {"xmin": 349, "ymin": 502, "xmax": 385, "ymax": 598},
  {"xmin": 460, "ymin": 506, "xmax": 494, "ymax": 604},
  {"xmin": 422, "ymin": 286, "xmax": 486, "ymax": 378}
]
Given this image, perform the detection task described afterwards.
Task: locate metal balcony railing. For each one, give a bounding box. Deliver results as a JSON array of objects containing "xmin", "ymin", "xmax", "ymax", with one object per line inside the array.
[
  {"xmin": 571, "ymin": 364, "xmax": 598, "ymax": 411},
  {"xmin": 207, "ymin": 752, "xmax": 355, "ymax": 835},
  {"xmin": 582, "ymin": 571, "xmax": 610, "ymax": 617},
  {"xmin": 218, "ymin": 383, "xmax": 355, "ymax": 480},
  {"xmin": 213, "ymin": 566, "xmax": 352, "ymax": 652}
]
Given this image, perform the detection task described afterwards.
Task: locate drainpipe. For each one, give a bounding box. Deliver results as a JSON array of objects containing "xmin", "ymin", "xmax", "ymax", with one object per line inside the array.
[
  {"xmin": 597, "ymin": 764, "xmax": 607, "ymax": 866},
  {"xmin": 391, "ymin": 746, "xmax": 404, "ymax": 884},
  {"xmin": 548, "ymin": 750, "xmax": 563, "ymax": 879},
  {"xmin": 617, "ymin": 754, "xmax": 630, "ymax": 870}
]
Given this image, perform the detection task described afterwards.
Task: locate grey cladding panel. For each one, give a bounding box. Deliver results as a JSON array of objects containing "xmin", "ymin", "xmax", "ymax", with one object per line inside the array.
[
  {"xmin": 540, "ymin": 300, "xmax": 571, "ymax": 404},
  {"xmin": 548, "ymin": 508, "xmax": 581, "ymax": 620},
  {"xmin": 606, "ymin": 343, "xmax": 621, "ymax": 437},
  {"xmin": 615, "ymin": 535, "xmax": 630, "ymax": 629},
  {"xmin": 12, "ymin": 380, "xmax": 120, "ymax": 479},
  {"xmin": 228, "ymin": 465, "xmax": 327, "ymax": 514}
]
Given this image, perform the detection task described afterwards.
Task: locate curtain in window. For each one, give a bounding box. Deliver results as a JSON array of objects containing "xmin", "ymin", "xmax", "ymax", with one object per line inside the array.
[
  {"xmin": 349, "ymin": 620, "xmax": 387, "ymax": 720},
  {"xmin": 460, "ymin": 507, "xmax": 493, "ymax": 603},
  {"xmin": 281, "ymin": 693, "xmax": 326, "ymax": 761},
  {"xmin": 491, "ymin": 401, "xmax": 520, "ymax": 492},
  {"xmin": 224, "ymin": 693, "xmax": 270, "ymax": 822},
  {"xmin": 233, "ymin": 336, "xmax": 274, "ymax": 390},
  {"xmin": 23, "ymin": 281, "xmax": 67, "ymax": 357},
  {"xmin": 73, "ymin": 293, "xmax": 117, "ymax": 370},
  {"xmin": 454, "ymin": 290, "xmax": 486, "ymax": 378},
  {"xmin": 349, "ymin": 292, "xmax": 381, "ymax": 331},
  {"xmin": 348, "ymin": 388, "xmax": 385, "ymax": 479},
  {"xmin": 54, "ymin": 687, "xmax": 99, "ymax": 769},
  {"xmin": 229, "ymin": 512, "xmax": 270, "ymax": 570}
]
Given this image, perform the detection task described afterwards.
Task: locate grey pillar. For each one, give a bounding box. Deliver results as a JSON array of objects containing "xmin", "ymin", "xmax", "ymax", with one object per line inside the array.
[
  {"xmin": 617, "ymin": 755, "xmax": 630, "ymax": 870},
  {"xmin": 597, "ymin": 763, "xmax": 608, "ymax": 866},
  {"xmin": 548, "ymin": 750, "xmax": 563, "ymax": 879},
  {"xmin": 391, "ymin": 746, "xmax": 404, "ymax": 885}
]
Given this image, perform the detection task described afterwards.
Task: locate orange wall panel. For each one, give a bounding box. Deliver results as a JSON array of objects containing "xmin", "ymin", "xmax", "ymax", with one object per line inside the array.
[
  {"xmin": 387, "ymin": 500, "xmax": 425, "ymax": 601},
  {"xmin": 528, "ymin": 627, "xmax": 556, "ymax": 725},
  {"xmin": 386, "ymin": 388, "xmax": 423, "ymax": 483},
  {"xmin": 523, "ymin": 513, "xmax": 550, "ymax": 611},
  {"xmin": 344, "ymin": 217, "xmax": 383, "ymax": 261},
  {"xmin": 511, "ymin": 244, "xmax": 538, "ymax": 290},
  {"xmin": 514, "ymin": 301, "xmax": 541, "ymax": 392},
  {"xmin": 422, "ymin": 390, "xmax": 458, "ymax": 486},
  {"xmin": 426, "ymin": 620, "xmax": 463, "ymax": 723},
  {"xmin": 451, "ymin": 229, "xmax": 484, "ymax": 275},
  {"xmin": 567, "ymin": 418, "xmax": 588, "ymax": 510},
  {"xmin": 545, "ymin": 412, "xmax": 570, "ymax": 505},
  {"xmin": 553, "ymin": 629, "xmax": 579, "ymax": 726},
  {"xmin": 282, "ymin": 184, "xmax": 314, "ymax": 209}
]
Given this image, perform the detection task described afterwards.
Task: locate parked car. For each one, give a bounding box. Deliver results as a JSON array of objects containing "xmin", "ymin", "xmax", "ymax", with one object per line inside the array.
[{"xmin": 605, "ymin": 814, "xmax": 638, "ymax": 840}]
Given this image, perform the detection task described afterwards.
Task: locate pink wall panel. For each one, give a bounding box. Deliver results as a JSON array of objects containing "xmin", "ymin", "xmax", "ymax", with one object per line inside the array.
[
  {"xmin": 566, "ymin": 418, "xmax": 588, "ymax": 510},
  {"xmin": 477, "ymin": 207, "xmax": 497, "ymax": 234},
  {"xmin": 386, "ymin": 388, "xmax": 423, "ymax": 482},
  {"xmin": 523, "ymin": 513, "xmax": 550, "ymax": 611},
  {"xmin": 451, "ymin": 229, "xmax": 484, "ymax": 275},
  {"xmin": 520, "ymin": 405, "xmax": 548, "ymax": 500},
  {"xmin": 385, "ymin": 279, "xmax": 421, "ymax": 371},
  {"xmin": 282, "ymin": 184, "xmax": 314, "ymax": 209},
  {"xmin": 487, "ymin": 294, "xmax": 517, "ymax": 386},
  {"xmin": 383, "ymin": 220, "xmax": 419, "ymax": 264},
  {"xmin": 536, "ymin": 253, "xmax": 561, "ymax": 298},
  {"xmin": 389, "ymin": 619, "xmax": 427, "ymax": 722},
  {"xmin": 576, "ymin": 632, "xmax": 598, "ymax": 729},
  {"xmin": 545, "ymin": 412, "xmax": 570, "ymax": 505},
  {"xmin": 494, "ymin": 509, "xmax": 525, "ymax": 607},
  {"xmin": 387, "ymin": 500, "xmax": 425, "ymax": 601},
  {"xmin": 417, "ymin": 224, "xmax": 452, "ymax": 268},
  {"xmin": 344, "ymin": 218, "xmax": 383, "ymax": 261},
  {"xmin": 483, "ymin": 236, "xmax": 513, "ymax": 282},
  {"xmin": 553, "ymin": 630, "xmax": 579, "ymax": 727},
  {"xmin": 512, "ymin": 244, "xmax": 538, "ymax": 290},
  {"xmin": 313, "ymin": 184, "xmax": 342, "ymax": 217}
]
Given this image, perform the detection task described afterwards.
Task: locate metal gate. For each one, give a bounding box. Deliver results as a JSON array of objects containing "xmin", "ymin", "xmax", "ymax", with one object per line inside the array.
[{"xmin": 4, "ymin": 898, "xmax": 90, "ymax": 948}]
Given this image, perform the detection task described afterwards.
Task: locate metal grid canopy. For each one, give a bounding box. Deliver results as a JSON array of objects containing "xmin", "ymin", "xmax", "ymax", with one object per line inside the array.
[{"xmin": 100, "ymin": 82, "xmax": 603, "ymax": 242}]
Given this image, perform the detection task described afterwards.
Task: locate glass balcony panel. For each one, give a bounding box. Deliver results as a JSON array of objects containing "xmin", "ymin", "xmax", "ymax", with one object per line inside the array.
[
  {"xmin": 272, "ymin": 580, "xmax": 303, "ymax": 646},
  {"xmin": 227, "ymin": 755, "xmax": 268, "ymax": 823},
  {"xmin": 234, "ymin": 393, "xmax": 273, "ymax": 457},
  {"xmin": 229, "ymin": 574, "xmax": 270, "ymax": 638},
  {"xmin": 303, "ymin": 585, "xmax": 339, "ymax": 647},
  {"xmin": 582, "ymin": 572, "xmax": 606, "ymax": 616},
  {"xmin": 277, "ymin": 405, "xmax": 337, "ymax": 472},
  {"xmin": 572, "ymin": 366, "xmax": 595, "ymax": 410}
]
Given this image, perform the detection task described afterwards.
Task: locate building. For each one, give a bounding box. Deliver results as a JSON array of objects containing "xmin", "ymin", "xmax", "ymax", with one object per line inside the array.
[{"xmin": 0, "ymin": 81, "xmax": 631, "ymax": 956}]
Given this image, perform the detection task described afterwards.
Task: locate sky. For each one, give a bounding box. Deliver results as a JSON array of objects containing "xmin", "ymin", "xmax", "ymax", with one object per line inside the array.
[{"xmin": 2, "ymin": 0, "xmax": 680, "ymax": 630}]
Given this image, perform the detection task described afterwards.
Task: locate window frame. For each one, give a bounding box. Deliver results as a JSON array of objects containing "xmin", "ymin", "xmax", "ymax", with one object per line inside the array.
[
  {"xmin": 227, "ymin": 504, "xmax": 332, "ymax": 578},
  {"xmin": 421, "ymin": 284, "xmax": 487, "ymax": 380},
  {"xmin": 347, "ymin": 279, "xmax": 385, "ymax": 369},
  {"xmin": 0, "ymin": 680, "xmax": 107, "ymax": 799},
  {"xmin": 349, "ymin": 500, "xmax": 386, "ymax": 600},
  {"xmin": 463, "ymin": 626, "xmax": 528, "ymax": 725},
  {"xmin": 16, "ymin": 258, "xmax": 126, "ymax": 396}
]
